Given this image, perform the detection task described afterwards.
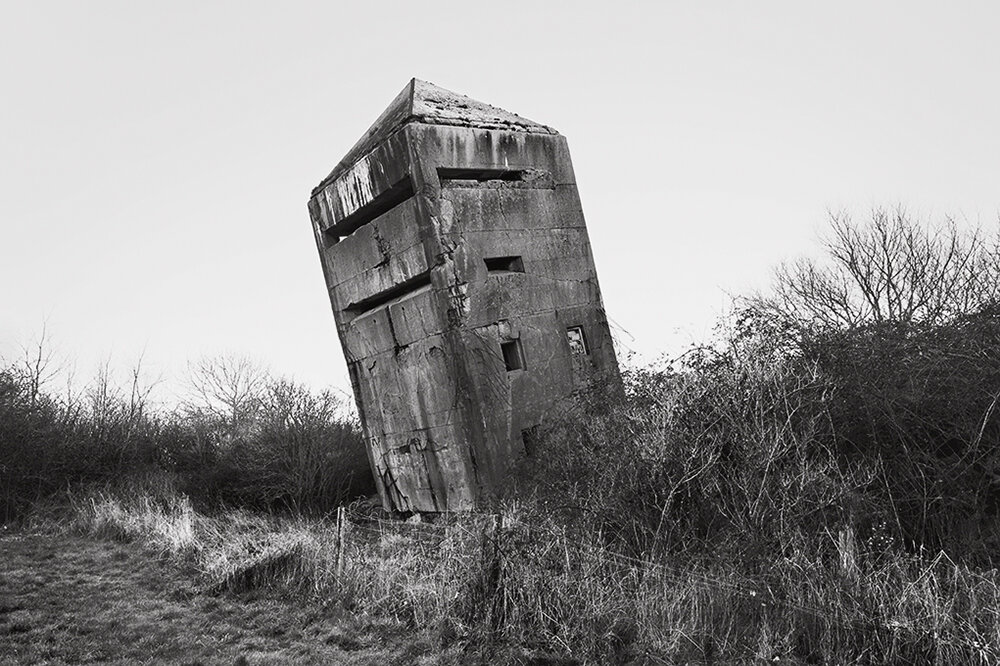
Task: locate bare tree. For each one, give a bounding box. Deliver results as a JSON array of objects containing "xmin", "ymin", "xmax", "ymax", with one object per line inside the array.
[
  {"xmin": 18, "ymin": 323, "xmax": 60, "ymax": 407},
  {"xmin": 762, "ymin": 208, "xmax": 1000, "ymax": 329},
  {"xmin": 185, "ymin": 354, "xmax": 269, "ymax": 436},
  {"xmin": 86, "ymin": 353, "xmax": 160, "ymax": 440}
]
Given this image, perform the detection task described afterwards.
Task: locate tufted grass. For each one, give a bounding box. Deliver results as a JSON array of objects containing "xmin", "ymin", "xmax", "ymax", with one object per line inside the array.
[{"xmin": 40, "ymin": 477, "xmax": 1000, "ymax": 665}]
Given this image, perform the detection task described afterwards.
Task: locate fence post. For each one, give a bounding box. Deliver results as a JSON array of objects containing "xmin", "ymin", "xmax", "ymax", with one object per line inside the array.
[
  {"xmin": 336, "ymin": 506, "xmax": 346, "ymax": 578},
  {"xmin": 492, "ymin": 512, "xmax": 504, "ymax": 636}
]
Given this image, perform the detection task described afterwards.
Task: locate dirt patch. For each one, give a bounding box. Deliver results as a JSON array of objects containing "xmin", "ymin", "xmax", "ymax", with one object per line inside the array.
[{"xmin": 0, "ymin": 532, "xmax": 457, "ymax": 665}]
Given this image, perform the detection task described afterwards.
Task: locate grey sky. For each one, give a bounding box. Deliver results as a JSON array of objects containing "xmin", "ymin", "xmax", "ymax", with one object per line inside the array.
[{"xmin": 3, "ymin": 1, "xmax": 999, "ymax": 399}]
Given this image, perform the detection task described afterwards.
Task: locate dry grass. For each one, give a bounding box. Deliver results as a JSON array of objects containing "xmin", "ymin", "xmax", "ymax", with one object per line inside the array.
[
  {"xmin": 0, "ymin": 532, "xmax": 456, "ymax": 665},
  {"xmin": 6, "ymin": 486, "xmax": 476, "ymax": 665},
  {"xmin": 28, "ymin": 483, "xmax": 999, "ymax": 665},
  {"xmin": 83, "ymin": 491, "xmax": 197, "ymax": 554}
]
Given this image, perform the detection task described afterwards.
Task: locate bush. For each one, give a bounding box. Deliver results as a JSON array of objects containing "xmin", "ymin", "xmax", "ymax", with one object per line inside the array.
[
  {"xmin": 751, "ymin": 209, "xmax": 1000, "ymax": 563},
  {"xmin": 519, "ymin": 343, "xmax": 859, "ymax": 561},
  {"xmin": 795, "ymin": 313, "xmax": 1000, "ymax": 562},
  {"xmin": 0, "ymin": 354, "xmax": 373, "ymax": 521},
  {"xmin": 167, "ymin": 379, "xmax": 373, "ymax": 513},
  {"xmin": 0, "ymin": 363, "xmax": 163, "ymax": 523}
]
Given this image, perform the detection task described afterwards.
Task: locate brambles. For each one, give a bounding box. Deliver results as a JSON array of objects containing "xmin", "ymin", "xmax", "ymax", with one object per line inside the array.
[{"xmin": 752, "ymin": 209, "xmax": 1000, "ymax": 563}]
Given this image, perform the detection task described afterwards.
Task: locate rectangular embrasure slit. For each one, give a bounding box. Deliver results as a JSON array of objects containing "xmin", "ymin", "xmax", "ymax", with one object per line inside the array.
[
  {"xmin": 484, "ymin": 255, "xmax": 524, "ymax": 273},
  {"xmin": 437, "ymin": 167, "xmax": 554, "ymax": 188},
  {"xmin": 327, "ymin": 177, "xmax": 414, "ymax": 241},
  {"xmin": 501, "ymin": 338, "xmax": 525, "ymax": 372},
  {"xmin": 344, "ymin": 271, "xmax": 431, "ymax": 316}
]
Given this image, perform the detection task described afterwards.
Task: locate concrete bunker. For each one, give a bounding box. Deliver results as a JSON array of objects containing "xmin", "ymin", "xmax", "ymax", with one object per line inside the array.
[{"xmin": 308, "ymin": 78, "xmax": 619, "ymax": 512}]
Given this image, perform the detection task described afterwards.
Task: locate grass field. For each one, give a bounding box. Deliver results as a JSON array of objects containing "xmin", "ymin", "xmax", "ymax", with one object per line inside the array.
[{"xmin": 0, "ymin": 530, "xmax": 459, "ymax": 666}]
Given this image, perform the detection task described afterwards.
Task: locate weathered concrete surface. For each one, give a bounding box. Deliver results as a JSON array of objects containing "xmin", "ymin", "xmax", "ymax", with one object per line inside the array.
[{"xmin": 308, "ymin": 79, "xmax": 618, "ymax": 512}]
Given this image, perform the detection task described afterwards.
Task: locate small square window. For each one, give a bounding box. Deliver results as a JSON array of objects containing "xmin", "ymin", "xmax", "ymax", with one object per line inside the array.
[
  {"xmin": 567, "ymin": 326, "xmax": 588, "ymax": 355},
  {"xmin": 484, "ymin": 255, "xmax": 524, "ymax": 273},
  {"xmin": 500, "ymin": 339, "xmax": 525, "ymax": 372}
]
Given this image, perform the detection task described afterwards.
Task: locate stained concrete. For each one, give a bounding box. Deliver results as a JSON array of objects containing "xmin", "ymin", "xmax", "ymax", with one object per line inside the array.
[{"xmin": 308, "ymin": 79, "xmax": 619, "ymax": 512}]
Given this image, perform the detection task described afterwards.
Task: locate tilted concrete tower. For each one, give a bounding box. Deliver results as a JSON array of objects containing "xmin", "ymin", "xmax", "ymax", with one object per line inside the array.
[{"xmin": 308, "ymin": 79, "xmax": 618, "ymax": 512}]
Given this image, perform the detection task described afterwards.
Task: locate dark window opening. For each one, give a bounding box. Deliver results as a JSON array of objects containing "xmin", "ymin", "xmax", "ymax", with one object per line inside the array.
[
  {"xmin": 484, "ymin": 255, "xmax": 524, "ymax": 273},
  {"xmin": 438, "ymin": 167, "xmax": 527, "ymax": 182},
  {"xmin": 344, "ymin": 271, "xmax": 431, "ymax": 316},
  {"xmin": 324, "ymin": 177, "xmax": 414, "ymax": 241},
  {"xmin": 437, "ymin": 167, "xmax": 554, "ymax": 189},
  {"xmin": 567, "ymin": 326, "xmax": 589, "ymax": 355},
  {"xmin": 501, "ymin": 339, "xmax": 525, "ymax": 372}
]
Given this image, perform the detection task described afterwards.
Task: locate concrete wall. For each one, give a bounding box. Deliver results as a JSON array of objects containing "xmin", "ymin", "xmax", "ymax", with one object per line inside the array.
[{"xmin": 308, "ymin": 120, "xmax": 617, "ymax": 513}]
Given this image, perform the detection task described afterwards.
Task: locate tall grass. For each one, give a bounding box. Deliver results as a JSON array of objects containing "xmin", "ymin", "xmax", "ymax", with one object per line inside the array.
[
  {"xmin": 84, "ymin": 490, "xmax": 197, "ymax": 553},
  {"xmin": 58, "ymin": 475, "xmax": 1000, "ymax": 664}
]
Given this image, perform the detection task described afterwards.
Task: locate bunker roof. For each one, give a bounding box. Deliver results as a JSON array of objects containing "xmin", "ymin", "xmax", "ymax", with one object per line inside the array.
[{"xmin": 316, "ymin": 78, "xmax": 558, "ymax": 193}]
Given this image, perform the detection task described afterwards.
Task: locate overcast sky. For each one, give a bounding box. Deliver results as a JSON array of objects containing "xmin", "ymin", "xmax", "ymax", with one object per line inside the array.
[{"xmin": 3, "ymin": 1, "xmax": 999, "ymax": 401}]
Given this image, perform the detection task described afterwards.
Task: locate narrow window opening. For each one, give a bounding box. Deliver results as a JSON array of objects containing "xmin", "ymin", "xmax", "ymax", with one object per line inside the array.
[
  {"xmin": 484, "ymin": 255, "xmax": 524, "ymax": 273},
  {"xmin": 437, "ymin": 167, "xmax": 554, "ymax": 189},
  {"xmin": 325, "ymin": 177, "xmax": 414, "ymax": 241},
  {"xmin": 343, "ymin": 271, "xmax": 431, "ymax": 316},
  {"xmin": 438, "ymin": 167, "xmax": 527, "ymax": 182},
  {"xmin": 500, "ymin": 339, "xmax": 525, "ymax": 372},
  {"xmin": 567, "ymin": 326, "xmax": 589, "ymax": 356}
]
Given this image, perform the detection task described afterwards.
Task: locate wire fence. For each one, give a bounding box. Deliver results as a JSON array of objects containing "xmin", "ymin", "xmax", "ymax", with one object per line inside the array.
[{"xmin": 328, "ymin": 504, "xmax": 994, "ymax": 659}]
